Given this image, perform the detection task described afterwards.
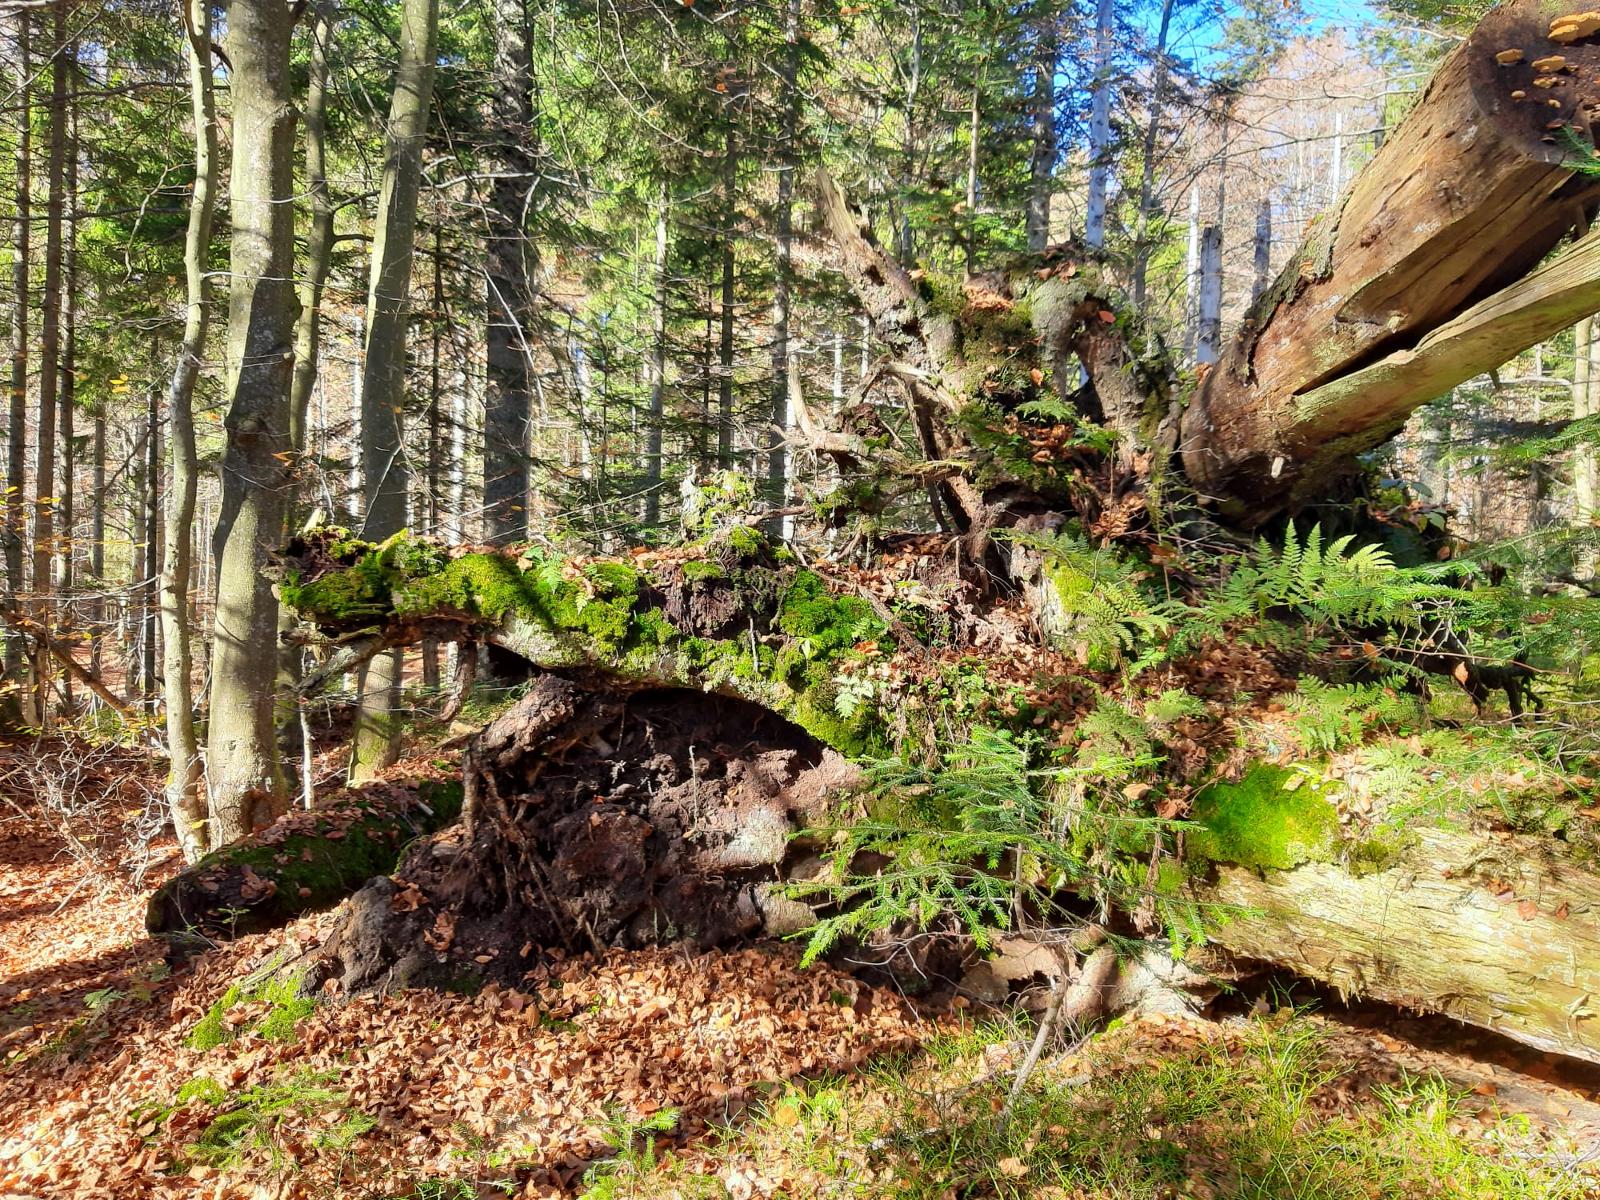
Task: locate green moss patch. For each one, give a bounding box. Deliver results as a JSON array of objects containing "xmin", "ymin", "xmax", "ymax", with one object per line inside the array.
[{"xmin": 1189, "ymin": 764, "xmax": 1341, "ymax": 872}]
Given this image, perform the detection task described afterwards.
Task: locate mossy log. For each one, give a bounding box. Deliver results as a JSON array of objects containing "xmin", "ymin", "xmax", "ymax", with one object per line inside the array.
[
  {"xmin": 146, "ymin": 771, "xmax": 464, "ymax": 939},
  {"xmin": 277, "ymin": 533, "xmax": 1600, "ymax": 1063}
]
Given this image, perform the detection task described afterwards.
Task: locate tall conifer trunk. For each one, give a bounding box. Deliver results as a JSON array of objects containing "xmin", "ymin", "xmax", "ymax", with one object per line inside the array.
[
  {"xmin": 2, "ymin": 12, "xmax": 27, "ymax": 692},
  {"xmin": 29, "ymin": 0, "xmax": 67, "ymax": 726},
  {"xmin": 349, "ymin": 0, "xmax": 439, "ymax": 781},
  {"xmin": 482, "ymin": 0, "xmax": 536, "ymax": 547}
]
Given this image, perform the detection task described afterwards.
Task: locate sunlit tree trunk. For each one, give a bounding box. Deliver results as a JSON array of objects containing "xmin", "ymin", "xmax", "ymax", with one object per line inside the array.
[
  {"xmin": 349, "ymin": 0, "xmax": 439, "ymax": 782},
  {"xmin": 766, "ymin": 0, "xmax": 800, "ymax": 532},
  {"xmin": 2, "ymin": 12, "xmax": 28, "ymax": 693},
  {"xmin": 717, "ymin": 123, "xmax": 737, "ymax": 469},
  {"xmin": 206, "ymin": 0, "xmax": 300, "ymax": 843},
  {"xmin": 278, "ymin": 0, "xmax": 336, "ymax": 802},
  {"xmin": 1084, "ymin": 0, "xmax": 1114, "ymax": 249},
  {"xmin": 1130, "ymin": 0, "xmax": 1175, "ymax": 307},
  {"xmin": 643, "ymin": 188, "xmax": 669, "ymax": 528},
  {"xmin": 1182, "ymin": 0, "xmax": 1600, "ymax": 519},
  {"xmin": 56, "ymin": 47, "xmax": 76, "ymax": 713},
  {"xmin": 161, "ymin": 0, "xmax": 219, "ymax": 861}
]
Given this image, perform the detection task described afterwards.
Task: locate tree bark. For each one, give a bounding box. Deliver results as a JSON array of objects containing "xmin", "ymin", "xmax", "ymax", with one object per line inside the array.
[
  {"xmin": 206, "ymin": 0, "xmax": 300, "ymax": 844},
  {"xmin": 55, "ymin": 47, "xmax": 76, "ymax": 713},
  {"xmin": 1198, "ymin": 825, "xmax": 1600, "ymax": 1065},
  {"xmin": 161, "ymin": 0, "xmax": 219, "ymax": 863},
  {"xmin": 1181, "ymin": 0, "xmax": 1600, "ymax": 518},
  {"xmin": 766, "ymin": 0, "xmax": 800, "ymax": 532},
  {"xmin": 29, "ymin": 0, "xmax": 67, "ymax": 726},
  {"xmin": 287, "ymin": 0, "xmax": 335, "ymax": 468},
  {"xmin": 3, "ymin": 11, "xmax": 28, "ymax": 691},
  {"xmin": 482, "ymin": 0, "xmax": 536, "ymax": 547},
  {"xmin": 643, "ymin": 188, "xmax": 669, "ymax": 527},
  {"xmin": 717, "ymin": 124, "xmax": 737, "ymax": 469},
  {"xmin": 1084, "ymin": 0, "xmax": 1115, "ymax": 249},
  {"xmin": 1025, "ymin": 3, "xmax": 1058, "ymax": 253},
  {"xmin": 278, "ymin": 0, "xmax": 336, "ymax": 797},
  {"xmin": 1130, "ymin": 0, "xmax": 1175, "ymax": 308},
  {"xmin": 349, "ymin": 0, "xmax": 439, "ymax": 782},
  {"xmin": 146, "ymin": 774, "xmax": 464, "ymax": 939}
]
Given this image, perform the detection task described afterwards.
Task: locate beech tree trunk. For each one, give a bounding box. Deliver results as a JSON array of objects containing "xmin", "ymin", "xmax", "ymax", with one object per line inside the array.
[
  {"xmin": 205, "ymin": 0, "xmax": 300, "ymax": 844},
  {"xmin": 160, "ymin": 0, "xmax": 219, "ymax": 862}
]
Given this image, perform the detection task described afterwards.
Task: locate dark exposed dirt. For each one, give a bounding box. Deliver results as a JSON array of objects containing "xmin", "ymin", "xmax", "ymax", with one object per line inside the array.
[{"xmin": 308, "ymin": 675, "xmax": 861, "ymax": 995}]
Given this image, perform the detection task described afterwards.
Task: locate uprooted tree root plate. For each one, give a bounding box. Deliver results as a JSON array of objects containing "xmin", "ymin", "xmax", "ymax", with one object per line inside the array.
[{"xmin": 306, "ymin": 675, "xmax": 863, "ymax": 996}]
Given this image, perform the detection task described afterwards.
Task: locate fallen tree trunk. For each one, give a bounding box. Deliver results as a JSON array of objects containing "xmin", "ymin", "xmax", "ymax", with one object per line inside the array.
[
  {"xmin": 146, "ymin": 769, "xmax": 463, "ymax": 939},
  {"xmin": 287, "ymin": 649, "xmax": 1600, "ymax": 1066},
  {"xmin": 273, "ymin": 534, "xmax": 1600, "ymax": 1064},
  {"xmin": 1180, "ymin": 0, "xmax": 1600, "ymax": 517},
  {"xmin": 797, "ymin": 0, "xmax": 1600, "ymax": 539},
  {"xmin": 1199, "ymin": 825, "xmax": 1600, "ymax": 1064}
]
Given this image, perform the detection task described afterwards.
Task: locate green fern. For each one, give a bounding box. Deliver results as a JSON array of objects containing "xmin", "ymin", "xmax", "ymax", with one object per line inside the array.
[{"xmin": 1273, "ymin": 680, "xmax": 1421, "ymax": 754}]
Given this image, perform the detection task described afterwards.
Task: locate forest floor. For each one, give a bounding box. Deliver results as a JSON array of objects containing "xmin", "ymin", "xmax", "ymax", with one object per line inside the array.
[{"xmin": 0, "ymin": 735, "xmax": 1599, "ymax": 1199}]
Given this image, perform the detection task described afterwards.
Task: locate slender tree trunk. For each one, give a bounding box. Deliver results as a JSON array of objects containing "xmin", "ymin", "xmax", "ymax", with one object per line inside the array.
[
  {"xmin": 644, "ymin": 188, "xmax": 669, "ymax": 528},
  {"xmin": 1183, "ymin": 185, "xmax": 1199, "ymax": 361},
  {"xmin": 420, "ymin": 221, "xmax": 442, "ymax": 693},
  {"xmin": 717, "ymin": 123, "xmax": 737, "ymax": 469},
  {"xmin": 277, "ymin": 0, "xmax": 336, "ymax": 799},
  {"xmin": 1025, "ymin": 4, "xmax": 1057, "ymax": 253},
  {"xmin": 896, "ymin": 13, "xmax": 921, "ymax": 267},
  {"xmin": 206, "ymin": 0, "xmax": 300, "ymax": 843},
  {"xmin": 1574, "ymin": 319, "xmax": 1597, "ymax": 576},
  {"xmin": 1084, "ymin": 0, "xmax": 1115, "ymax": 250},
  {"xmin": 483, "ymin": 0, "xmax": 536, "ymax": 547},
  {"xmin": 766, "ymin": 0, "xmax": 799, "ymax": 534},
  {"xmin": 29, "ymin": 0, "xmax": 67, "ymax": 726},
  {"xmin": 88, "ymin": 405, "xmax": 103, "ymax": 680},
  {"xmin": 2, "ymin": 12, "xmax": 27, "ymax": 691},
  {"xmin": 1251, "ymin": 197, "xmax": 1272, "ymax": 306},
  {"xmin": 141, "ymin": 376, "xmax": 159, "ymax": 705},
  {"xmin": 964, "ymin": 79, "xmax": 981, "ymax": 277},
  {"xmin": 161, "ymin": 0, "xmax": 218, "ymax": 862},
  {"xmin": 287, "ymin": 0, "xmax": 335, "ymax": 468},
  {"xmin": 56, "ymin": 48, "xmax": 76, "ymax": 712},
  {"xmin": 1196, "ymin": 225, "xmax": 1223, "ymax": 366},
  {"xmin": 350, "ymin": 0, "xmax": 439, "ymax": 781},
  {"xmin": 1130, "ymin": 0, "xmax": 1175, "ymax": 307}
]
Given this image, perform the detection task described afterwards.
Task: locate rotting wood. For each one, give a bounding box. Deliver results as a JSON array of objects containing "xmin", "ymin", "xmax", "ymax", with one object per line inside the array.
[{"xmin": 1197, "ymin": 825, "xmax": 1600, "ymax": 1065}]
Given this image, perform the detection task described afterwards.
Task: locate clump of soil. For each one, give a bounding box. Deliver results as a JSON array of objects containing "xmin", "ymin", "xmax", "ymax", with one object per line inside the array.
[{"xmin": 309, "ymin": 674, "xmax": 860, "ymax": 994}]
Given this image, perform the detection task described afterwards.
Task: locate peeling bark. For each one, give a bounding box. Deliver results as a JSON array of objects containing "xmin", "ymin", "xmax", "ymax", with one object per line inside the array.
[{"xmin": 1181, "ymin": 0, "xmax": 1600, "ymax": 517}]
